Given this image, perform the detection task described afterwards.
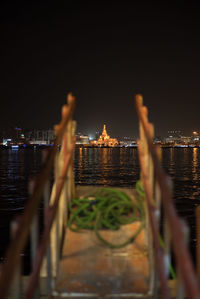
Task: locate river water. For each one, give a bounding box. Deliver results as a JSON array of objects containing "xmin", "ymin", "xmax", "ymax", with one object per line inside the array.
[{"xmin": 0, "ymin": 147, "xmax": 200, "ymax": 264}]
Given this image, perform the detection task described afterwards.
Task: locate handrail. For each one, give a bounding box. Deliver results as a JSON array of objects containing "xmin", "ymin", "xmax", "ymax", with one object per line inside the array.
[
  {"xmin": 138, "ymin": 143, "xmax": 170, "ymax": 299},
  {"xmin": 0, "ymin": 93, "xmax": 76, "ymax": 299},
  {"xmin": 135, "ymin": 94, "xmax": 200, "ymax": 299},
  {"xmin": 25, "ymin": 139, "xmax": 75, "ymax": 298}
]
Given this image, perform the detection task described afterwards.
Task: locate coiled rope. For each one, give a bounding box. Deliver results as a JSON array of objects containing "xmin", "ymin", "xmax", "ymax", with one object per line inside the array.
[
  {"xmin": 68, "ymin": 182, "xmax": 176, "ymax": 278},
  {"xmin": 68, "ymin": 183, "xmax": 145, "ymax": 248}
]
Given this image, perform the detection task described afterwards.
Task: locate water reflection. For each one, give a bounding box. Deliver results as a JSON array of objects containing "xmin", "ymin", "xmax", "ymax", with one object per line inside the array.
[
  {"xmin": 0, "ymin": 148, "xmax": 43, "ymax": 258},
  {"xmin": 168, "ymin": 148, "xmax": 175, "ymax": 175},
  {"xmin": 74, "ymin": 147, "xmax": 140, "ymax": 187},
  {"xmin": 101, "ymin": 148, "xmax": 109, "ymax": 165},
  {"xmin": 0, "ymin": 149, "xmax": 42, "ymax": 209},
  {"xmin": 0, "ymin": 147, "xmax": 199, "ymax": 262},
  {"xmin": 192, "ymin": 148, "xmax": 198, "ymax": 181},
  {"xmin": 183, "ymin": 147, "xmax": 190, "ymax": 167},
  {"xmin": 78, "ymin": 148, "xmax": 83, "ymax": 169}
]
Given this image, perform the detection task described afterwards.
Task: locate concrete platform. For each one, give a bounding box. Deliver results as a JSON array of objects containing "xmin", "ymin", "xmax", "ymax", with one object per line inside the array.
[{"xmin": 53, "ymin": 186, "xmax": 152, "ymax": 298}]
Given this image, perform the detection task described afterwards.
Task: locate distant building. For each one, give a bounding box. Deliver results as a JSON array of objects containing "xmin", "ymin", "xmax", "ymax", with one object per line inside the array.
[
  {"xmin": 27, "ymin": 129, "xmax": 54, "ymax": 145},
  {"xmin": 154, "ymin": 136, "xmax": 162, "ymax": 144},
  {"xmin": 76, "ymin": 134, "xmax": 89, "ymax": 145},
  {"xmin": 162, "ymin": 130, "xmax": 196, "ymax": 145},
  {"xmin": 119, "ymin": 137, "xmax": 137, "ymax": 147},
  {"xmin": 91, "ymin": 125, "xmax": 118, "ymax": 147},
  {"xmin": 167, "ymin": 130, "xmax": 182, "ymax": 138},
  {"xmin": 164, "ymin": 130, "xmax": 183, "ymax": 144},
  {"xmin": 181, "ymin": 136, "xmax": 192, "ymax": 144},
  {"xmin": 1, "ymin": 127, "xmax": 27, "ymax": 145}
]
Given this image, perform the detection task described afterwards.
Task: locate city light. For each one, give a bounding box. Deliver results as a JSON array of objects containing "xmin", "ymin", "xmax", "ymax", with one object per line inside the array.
[{"xmin": 11, "ymin": 145, "xmax": 19, "ymax": 150}]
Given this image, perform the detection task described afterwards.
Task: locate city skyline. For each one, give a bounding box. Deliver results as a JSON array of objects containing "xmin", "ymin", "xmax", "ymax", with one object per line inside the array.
[
  {"xmin": 0, "ymin": 2, "xmax": 200, "ymax": 137},
  {"xmin": 1, "ymin": 123, "xmax": 200, "ymax": 141}
]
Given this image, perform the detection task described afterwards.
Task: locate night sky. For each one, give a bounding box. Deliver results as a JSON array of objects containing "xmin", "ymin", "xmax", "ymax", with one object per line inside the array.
[{"xmin": 0, "ymin": 1, "xmax": 199, "ymax": 138}]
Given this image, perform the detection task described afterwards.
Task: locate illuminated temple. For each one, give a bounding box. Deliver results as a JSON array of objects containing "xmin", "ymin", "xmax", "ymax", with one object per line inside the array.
[{"xmin": 92, "ymin": 125, "xmax": 118, "ymax": 147}]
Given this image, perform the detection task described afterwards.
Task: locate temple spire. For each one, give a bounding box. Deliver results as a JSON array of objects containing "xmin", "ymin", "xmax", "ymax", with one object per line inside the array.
[
  {"xmin": 102, "ymin": 124, "xmax": 107, "ymax": 135},
  {"xmin": 91, "ymin": 123, "xmax": 118, "ymax": 146},
  {"xmin": 102, "ymin": 124, "xmax": 108, "ymax": 138}
]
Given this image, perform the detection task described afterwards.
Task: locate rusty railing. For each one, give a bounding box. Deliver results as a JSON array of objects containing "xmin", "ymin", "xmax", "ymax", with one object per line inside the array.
[
  {"xmin": 136, "ymin": 94, "xmax": 200, "ymax": 299},
  {"xmin": 0, "ymin": 93, "xmax": 76, "ymax": 299}
]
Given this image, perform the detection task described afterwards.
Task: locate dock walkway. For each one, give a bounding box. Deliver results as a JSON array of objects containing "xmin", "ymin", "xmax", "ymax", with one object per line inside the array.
[
  {"xmin": 53, "ymin": 186, "xmax": 152, "ymax": 299},
  {"xmin": 0, "ymin": 94, "xmax": 199, "ymax": 299}
]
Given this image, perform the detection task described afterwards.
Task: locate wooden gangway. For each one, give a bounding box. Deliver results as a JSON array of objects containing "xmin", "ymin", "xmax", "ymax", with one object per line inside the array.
[
  {"xmin": 54, "ymin": 186, "xmax": 151, "ymax": 298},
  {"xmin": 0, "ymin": 94, "xmax": 199, "ymax": 299}
]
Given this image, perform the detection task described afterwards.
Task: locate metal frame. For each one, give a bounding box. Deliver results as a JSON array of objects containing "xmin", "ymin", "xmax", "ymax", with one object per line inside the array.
[
  {"xmin": 135, "ymin": 94, "xmax": 200, "ymax": 299},
  {"xmin": 0, "ymin": 93, "xmax": 76, "ymax": 299},
  {"xmin": 0, "ymin": 93, "xmax": 199, "ymax": 299}
]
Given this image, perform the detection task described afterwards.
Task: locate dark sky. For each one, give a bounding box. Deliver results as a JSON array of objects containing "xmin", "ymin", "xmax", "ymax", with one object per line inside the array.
[{"xmin": 0, "ymin": 1, "xmax": 199, "ymax": 138}]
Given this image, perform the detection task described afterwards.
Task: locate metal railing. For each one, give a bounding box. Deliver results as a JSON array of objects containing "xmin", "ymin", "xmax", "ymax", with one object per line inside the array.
[
  {"xmin": 0, "ymin": 93, "xmax": 199, "ymax": 299},
  {"xmin": 0, "ymin": 93, "xmax": 76, "ymax": 299},
  {"xmin": 135, "ymin": 94, "xmax": 200, "ymax": 299}
]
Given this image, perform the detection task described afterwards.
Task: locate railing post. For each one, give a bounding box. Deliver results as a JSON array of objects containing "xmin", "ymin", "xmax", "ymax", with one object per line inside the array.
[
  {"xmin": 59, "ymin": 115, "xmax": 70, "ymax": 232},
  {"xmin": 135, "ymin": 94, "xmax": 200, "ymax": 299},
  {"xmin": 71, "ymin": 121, "xmax": 76, "ymax": 199},
  {"xmin": 138, "ymin": 96, "xmax": 149, "ymax": 180},
  {"xmin": 48, "ymin": 95, "xmax": 76, "ymax": 282},
  {"xmin": 54, "ymin": 136, "xmax": 60, "ymax": 278},
  {"xmin": 147, "ymin": 122, "xmax": 157, "ymax": 297},
  {"xmin": 148, "ymin": 123, "xmax": 155, "ymax": 200},
  {"xmin": 66, "ymin": 97, "xmax": 76, "ymax": 207},
  {"xmin": 137, "ymin": 94, "xmax": 157, "ymax": 297},
  {"xmin": 154, "ymin": 146, "xmax": 162, "ymax": 299},
  {"xmin": 154, "ymin": 146, "xmax": 162, "ymax": 217},
  {"xmin": 136, "ymin": 94, "xmax": 171, "ymax": 298},
  {"xmin": 0, "ymin": 94, "xmax": 76, "ymax": 299}
]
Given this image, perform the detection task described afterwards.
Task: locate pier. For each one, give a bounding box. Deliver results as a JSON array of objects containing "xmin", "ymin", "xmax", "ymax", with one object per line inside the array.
[{"xmin": 0, "ymin": 94, "xmax": 199, "ymax": 299}]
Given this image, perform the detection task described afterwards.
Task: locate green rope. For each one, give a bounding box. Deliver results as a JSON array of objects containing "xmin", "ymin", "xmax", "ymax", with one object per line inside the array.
[
  {"xmin": 68, "ymin": 187, "xmax": 145, "ymax": 248},
  {"xmin": 68, "ymin": 181, "xmax": 176, "ymax": 278}
]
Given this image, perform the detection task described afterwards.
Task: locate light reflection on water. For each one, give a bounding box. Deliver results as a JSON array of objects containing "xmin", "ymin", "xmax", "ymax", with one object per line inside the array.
[
  {"xmin": 74, "ymin": 147, "xmax": 140, "ymax": 187},
  {"xmin": 75, "ymin": 147, "xmax": 200, "ymax": 259},
  {"xmin": 0, "ymin": 147, "xmax": 200, "ymax": 261},
  {"xmin": 0, "ymin": 148, "xmax": 43, "ymax": 258},
  {"xmin": 193, "ymin": 148, "xmax": 198, "ymax": 181}
]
